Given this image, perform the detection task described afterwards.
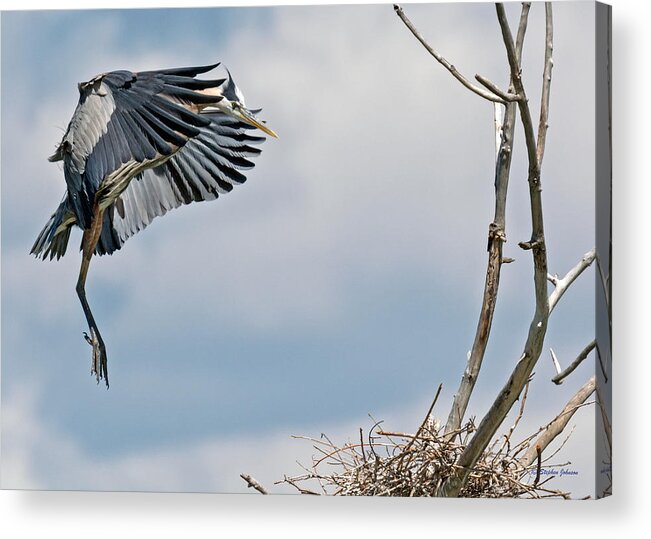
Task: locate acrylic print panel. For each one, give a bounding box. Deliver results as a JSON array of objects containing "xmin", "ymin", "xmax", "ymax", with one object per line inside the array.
[{"xmin": 0, "ymin": 1, "xmax": 610, "ymax": 498}]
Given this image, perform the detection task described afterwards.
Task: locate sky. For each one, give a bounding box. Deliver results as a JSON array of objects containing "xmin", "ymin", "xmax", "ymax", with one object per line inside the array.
[{"xmin": 1, "ymin": 1, "xmax": 601, "ymax": 497}]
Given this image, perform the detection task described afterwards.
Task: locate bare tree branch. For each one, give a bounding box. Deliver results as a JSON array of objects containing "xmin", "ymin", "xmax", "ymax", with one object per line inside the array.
[
  {"xmin": 536, "ymin": 2, "xmax": 554, "ymax": 167},
  {"xmin": 552, "ymin": 340, "xmax": 596, "ymax": 384},
  {"xmin": 475, "ymin": 74, "xmax": 521, "ymax": 102},
  {"xmin": 595, "ymin": 383, "xmax": 612, "ymax": 451},
  {"xmin": 548, "ymin": 248, "xmax": 597, "ymax": 313},
  {"xmin": 240, "ymin": 473, "xmax": 269, "ymax": 495},
  {"xmin": 493, "ymin": 102, "xmax": 505, "ymax": 158},
  {"xmin": 394, "ymin": 4, "xmax": 518, "ymax": 104},
  {"xmin": 444, "ymin": 2, "xmax": 531, "ymax": 436},
  {"xmin": 521, "ymin": 376, "xmax": 595, "ymax": 466},
  {"xmin": 444, "ymin": 109, "xmax": 514, "ymax": 434},
  {"xmin": 515, "ymin": 3, "xmax": 532, "ymax": 57},
  {"xmin": 595, "ymin": 252, "xmax": 612, "ymax": 380},
  {"xmin": 444, "ymin": 128, "xmax": 516, "ymax": 433},
  {"xmin": 436, "ymin": 3, "xmax": 553, "ymax": 497},
  {"xmin": 496, "ymin": 4, "xmax": 540, "ymax": 172}
]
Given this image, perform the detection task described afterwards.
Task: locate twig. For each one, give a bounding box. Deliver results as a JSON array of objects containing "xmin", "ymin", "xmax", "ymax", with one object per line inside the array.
[
  {"xmin": 595, "ymin": 384, "xmax": 612, "ymax": 451},
  {"xmin": 240, "ymin": 473, "xmax": 269, "ymax": 495},
  {"xmin": 393, "ymin": 4, "xmax": 517, "ymax": 103},
  {"xmin": 536, "ymin": 2, "xmax": 554, "ymax": 167},
  {"xmin": 376, "ymin": 431, "xmax": 450, "ymax": 445},
  {"xmin": 552, "ymin": 340, "xmax": 597, "ymax": 384},
  {"xmin": 539, "ymin": 424, "xmax": 580, "ymax": 463},
  {"xmin": 400, "ymin": 385, "xmax": 443, "ymax": 472},
  {"xmin": 408, "ymin": 384, "xmax": 442, "ymax": 452},
  {"xmin": 550, "ymin": 348, "xmax": 562, "ymax": 375},
  {"xmin": 533, "ymin": 445, "xmax": 542, "ymax": 486},
  {"xmin": 407, "ymin": 384, "xmax": 443, "ymax": 449},
  {"xmin": 548, "ymin": 248, "xmax": 597, "ymax": 313},
  {"xmin": 281, "ymin": 475, "xmax": 320, "ymax": 495},
  {"xmin": 501, "ymin": 379, "xmax": 531, "ymax": 452},
  {"xmin": 515, "ymin": 3, "xmax": 532, "ymax": 61},
  {"xmin": 521, "ymin": 376, "xmax": 596, "ymax": 466},
  {"xmin": 475, "ymin": 74, "xmax": 521, "ymax": 102}
]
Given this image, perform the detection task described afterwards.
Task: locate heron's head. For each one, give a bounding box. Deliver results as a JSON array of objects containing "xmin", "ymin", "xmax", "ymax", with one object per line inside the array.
[{"xmin": 215, "ymin": 70, "xmax": 278, "ymax": 139}]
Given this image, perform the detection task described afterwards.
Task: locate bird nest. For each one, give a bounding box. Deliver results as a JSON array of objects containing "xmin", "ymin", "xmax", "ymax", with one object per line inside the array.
[{"xmin": 276, "ymin": 386, "xmax": 573, "ymax": 498}]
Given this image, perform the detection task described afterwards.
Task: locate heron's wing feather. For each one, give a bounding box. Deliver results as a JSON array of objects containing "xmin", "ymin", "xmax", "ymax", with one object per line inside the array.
[
  {"xmin": 95, "ymin": 112, "xmax": 265, "ymax": 256},
  {"xmin": 31, "ymin": 194, "xmax": 77, "ymax": 261},
  {"xmin": 58, "ymin": 65, "xmax": 226, "ymax": 229}
]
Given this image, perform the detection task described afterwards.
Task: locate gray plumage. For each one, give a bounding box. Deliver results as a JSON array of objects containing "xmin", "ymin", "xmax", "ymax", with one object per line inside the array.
[
  {"xmin": 31, "ymin": 63, "xmax": 276, "ymax": 387},
  {"xmin": 33, "ymin": 63, "xmax": 269, "ymax": 260}
]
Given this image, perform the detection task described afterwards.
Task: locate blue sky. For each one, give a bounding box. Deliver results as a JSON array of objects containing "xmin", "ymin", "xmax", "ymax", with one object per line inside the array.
[{"xmin": 1, "ymin": 2, "xmax": 599, "ymax": 495}]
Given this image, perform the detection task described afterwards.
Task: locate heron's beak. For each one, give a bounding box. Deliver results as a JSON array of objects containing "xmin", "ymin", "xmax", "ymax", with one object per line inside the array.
[{"xmin": 232, "ymin": 104, "xmax": 278, "ymax": 138}]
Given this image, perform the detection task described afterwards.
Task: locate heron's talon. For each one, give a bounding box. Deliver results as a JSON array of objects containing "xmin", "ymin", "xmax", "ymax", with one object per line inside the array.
[{"xmin": 84, "ymin": 327, "xmax": 109, "ymax": 388}]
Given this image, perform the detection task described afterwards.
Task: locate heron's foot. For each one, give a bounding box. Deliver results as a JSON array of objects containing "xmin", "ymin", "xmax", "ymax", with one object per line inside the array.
[{"xmin": 83, "ymin": 327, "xmax": 109, "ymax": 388}]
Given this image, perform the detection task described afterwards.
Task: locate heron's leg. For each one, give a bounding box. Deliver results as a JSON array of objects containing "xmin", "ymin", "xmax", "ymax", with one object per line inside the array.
[{"xmin": 76, "ymin": 205, "xmax": 109, "ymax": 387}]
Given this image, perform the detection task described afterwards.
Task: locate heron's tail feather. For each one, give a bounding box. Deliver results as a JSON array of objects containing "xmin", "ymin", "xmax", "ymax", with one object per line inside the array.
[{"xmin": 31, "ymin": 195, "xmax": 76, "ymax": 261}]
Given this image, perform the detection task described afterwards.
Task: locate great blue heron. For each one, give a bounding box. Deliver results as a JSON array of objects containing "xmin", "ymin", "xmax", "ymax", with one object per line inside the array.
[{"xmin": 31, "ymin": 63, "xmax": 277, "ymax": 388}]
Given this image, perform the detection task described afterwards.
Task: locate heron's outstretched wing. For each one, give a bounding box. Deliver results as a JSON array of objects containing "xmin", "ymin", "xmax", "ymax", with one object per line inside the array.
[
  {"xmin": 53, "ymin": 63, "xmax": 226, "ymax": 229},
  {"xmin": 95, "ymin": 112, "xmax": 265, "ymax": 256}
]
